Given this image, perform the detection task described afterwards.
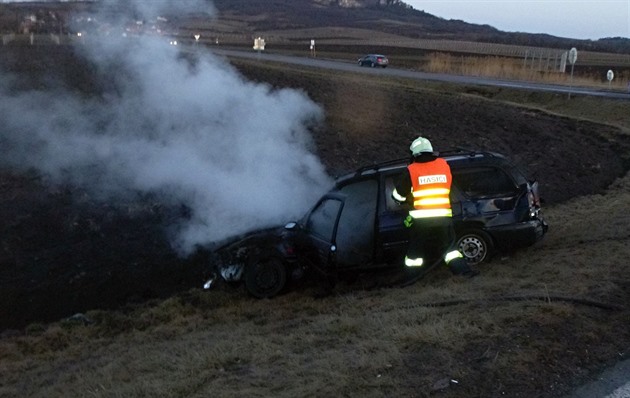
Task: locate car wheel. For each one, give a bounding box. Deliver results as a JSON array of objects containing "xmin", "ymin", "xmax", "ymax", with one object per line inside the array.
[
  {"xmin": 244, "ymin": 256, "xmax": 287, "ymax": 298},
  {"xmin": 358, "ymin": 61, "xmax": 363, "ymax": 66},
  {"xmin": 370, "ymin": 62, "xmax": 375, "ymax": 67},
  {"xmin": 456, "ymin": 229, "xmax": 494, "ymax": 265}
]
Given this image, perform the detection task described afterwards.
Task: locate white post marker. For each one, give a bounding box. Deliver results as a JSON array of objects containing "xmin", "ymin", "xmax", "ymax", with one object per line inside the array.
[
  {"xmin": 607, "ymin": 69, "xmax": 614, "ymax": 90},
  {"xmin": 568, "ymin": 47, "xmax": 577, "ymax": 99},
  {"xmin": 253, "ymin": 37, "xmax": 265, "ymax": 59},
  {"xmin": 253, "ymin": 37, "xmax": 265, "ymax": 50},
  {"xmin": 194, "ymin": 34, "xmax": 200, "ymax": 45}
]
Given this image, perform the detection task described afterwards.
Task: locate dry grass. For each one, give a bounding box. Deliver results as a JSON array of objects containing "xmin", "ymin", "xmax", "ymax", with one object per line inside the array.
[
  {"xmin": 423, "ymin": 53, "xmax": 630, "ymax": 91},
  {"xmin": 253, "ymin": 44, "xmax": 630, "ymax": 93},
  {"xmin": 2, "ymin": 167, "xmax": 630, "ymax": 397}
]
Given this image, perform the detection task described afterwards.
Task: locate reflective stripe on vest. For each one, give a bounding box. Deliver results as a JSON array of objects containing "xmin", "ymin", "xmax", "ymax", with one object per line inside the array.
[
  {"xmin": 409, "ymin": 208, "xmax": 453, "ymax": 218},
  {"xmin": 408, "ymin": 159, "xmax": 453, "ymax": 219}
]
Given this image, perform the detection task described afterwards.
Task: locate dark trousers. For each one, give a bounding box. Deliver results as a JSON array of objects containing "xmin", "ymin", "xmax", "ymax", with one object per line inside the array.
[{"xmin": 407, "ymin": 217, "xmax": 456, "ymax": 267}]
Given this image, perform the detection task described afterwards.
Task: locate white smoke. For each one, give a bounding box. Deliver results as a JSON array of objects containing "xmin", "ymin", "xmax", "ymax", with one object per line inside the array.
[{"xmin": 0, "ymin": 0, "xmax": 333, "ymax": 254}]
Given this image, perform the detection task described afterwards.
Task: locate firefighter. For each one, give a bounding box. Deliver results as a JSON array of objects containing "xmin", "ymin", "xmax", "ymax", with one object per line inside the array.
[{"xmin": 392, "ymin": 136, "xmax": 479, "ymax": 277}]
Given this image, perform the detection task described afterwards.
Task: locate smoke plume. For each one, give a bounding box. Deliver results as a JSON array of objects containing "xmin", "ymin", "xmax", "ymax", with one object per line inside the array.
[{"xmin": 0, "ymin": 0, "xmax": 333, "ymax": 255}]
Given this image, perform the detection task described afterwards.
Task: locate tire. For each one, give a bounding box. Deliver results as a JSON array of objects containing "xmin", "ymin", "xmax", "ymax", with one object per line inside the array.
[
  {"xmin": 456, "ymin": 229, "xmax": 494, "ymax": 265},
  {"xmin": 370, "ymin": 62, "xmax": 375, "ymax": 67},
  {"xmin": 244, "ymin": 257, "xmax": 287, "ymax": 299},
  {"xmin": 358, "ymin": 61, "xmax": 363, "ymax": 66}
]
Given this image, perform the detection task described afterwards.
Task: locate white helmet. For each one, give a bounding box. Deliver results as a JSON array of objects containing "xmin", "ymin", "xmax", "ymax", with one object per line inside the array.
[{"xmin": 410, "ymin": 136, "xmax": 433, "ymax": 155}]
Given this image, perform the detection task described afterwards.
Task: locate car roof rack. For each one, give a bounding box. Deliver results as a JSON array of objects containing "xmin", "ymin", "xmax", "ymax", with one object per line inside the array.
[
  {"xmin": 336, "ymin": 148, "xmax": 505, "ymax": 181},
  {"xmin": 335, "ymin": 157, "xmax": 408, "ymax": 179},
  {"xmin": 440, "ymin": 147, "xmax": 506, "ymax": 161}
]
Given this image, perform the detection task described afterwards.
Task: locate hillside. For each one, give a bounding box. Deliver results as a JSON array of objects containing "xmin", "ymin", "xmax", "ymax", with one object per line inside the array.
[
  {"xmin": 1, "ymin": 0, "xmax": 630, "ymax": 53},
  {"xmin": 205, "ymin": 0, "xmax": 630, "ymax": 53}
]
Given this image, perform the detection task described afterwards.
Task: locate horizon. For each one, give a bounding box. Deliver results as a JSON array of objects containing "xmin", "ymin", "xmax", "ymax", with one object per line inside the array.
[{"xmin": 1, "ymin": 0, "xmax": 629, "ymax": 41}]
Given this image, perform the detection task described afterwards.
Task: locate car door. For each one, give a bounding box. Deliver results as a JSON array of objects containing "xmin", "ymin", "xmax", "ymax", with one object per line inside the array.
[
  {"xmin": 302, "ymin": 179, "xmax": 379, "ymax": 269},
  {"xmin": 334, "ymin": 179, "xmax": 378, "ymax": 267},
  {"xmin": 378, "ymin": 171, "xmax": 410, "ymax": 263},
  {"xmin": 302, "ymin": 194, "xmax": 345, "ymax": 268}
]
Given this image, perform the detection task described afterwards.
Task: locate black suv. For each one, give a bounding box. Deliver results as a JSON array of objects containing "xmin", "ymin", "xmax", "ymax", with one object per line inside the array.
[{"xmin": 204, "ymin": 150, "xmax": 548, "ymax": 298}]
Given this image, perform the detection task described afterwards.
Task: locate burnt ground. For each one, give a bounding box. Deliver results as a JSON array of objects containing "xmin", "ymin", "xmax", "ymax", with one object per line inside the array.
[{"xmin": 1, "ymin": 46, "xmax": 630, "ymax": 330}]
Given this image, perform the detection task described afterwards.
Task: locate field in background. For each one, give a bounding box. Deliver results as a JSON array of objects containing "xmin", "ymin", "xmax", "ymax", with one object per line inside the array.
[
  {"xmin": 176, "ymin": 22, "xmax": 630, "ymax": 91},
  {"xmin": 4, "ymin": 26, "xmax": 630, "ymax": 92}
]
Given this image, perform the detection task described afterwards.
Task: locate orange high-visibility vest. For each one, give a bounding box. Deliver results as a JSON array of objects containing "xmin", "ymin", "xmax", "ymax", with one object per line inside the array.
[{"xmin": 407, "ymin": 158, "xmax": 453, "ymax": 218}]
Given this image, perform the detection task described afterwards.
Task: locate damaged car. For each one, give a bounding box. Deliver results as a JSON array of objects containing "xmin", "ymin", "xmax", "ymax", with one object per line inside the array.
[{"xmin": 203, "ymin": 149, "xmax": 548, "ymax": 298}]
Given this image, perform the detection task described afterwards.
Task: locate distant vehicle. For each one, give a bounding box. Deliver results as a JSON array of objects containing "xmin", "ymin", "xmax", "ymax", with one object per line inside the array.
[
  {"xmin": 358, "ymin": 54, "xmax": 389, "ymax": 68},
  {"xmin": 204, "ymin": 149, "xmax": 548, "ymax": 298}
]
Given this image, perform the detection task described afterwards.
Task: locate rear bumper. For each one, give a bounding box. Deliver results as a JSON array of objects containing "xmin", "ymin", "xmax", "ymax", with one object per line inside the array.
[{"xmin": 487, "ymin": 217, "xmax": 548, "ymax": 250}]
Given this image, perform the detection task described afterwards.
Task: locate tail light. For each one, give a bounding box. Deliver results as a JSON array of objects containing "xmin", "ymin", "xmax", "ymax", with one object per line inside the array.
[
  {"xmin": 527, "ymin": 191, "xmax": 537, "ymax": 218},
  {"xmin": 529, "ymin": 181, "xmax": 542, "ymax": 207},
  {"xmin": 283, "ymin": 243, "xmax": 295, "ymax": 255},
  {"xmin": 527, "ymin": 182, "xmax": 541, "ymax": 219}
]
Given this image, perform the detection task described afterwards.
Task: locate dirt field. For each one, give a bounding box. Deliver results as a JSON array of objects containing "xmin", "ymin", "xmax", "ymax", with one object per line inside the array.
[
  {"xmin": 1, "ymin": 45, "xmax": 630, "ymax": 398},
  {"xmin": 1, "ymin": 45, "xmax": 629, "ymax": 329}
]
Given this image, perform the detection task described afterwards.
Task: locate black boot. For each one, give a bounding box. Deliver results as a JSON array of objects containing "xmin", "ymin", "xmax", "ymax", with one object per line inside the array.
[{"xmin": 449, "ymin": 258, "xmax": 479, "ymax": 278}]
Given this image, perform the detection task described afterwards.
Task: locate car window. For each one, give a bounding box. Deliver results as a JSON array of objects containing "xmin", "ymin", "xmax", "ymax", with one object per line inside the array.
[
  {"xmin": 306, "ymin": 198, "xmax": 343, "ymax": 241},
  {"xmin": 452, "ymin": 167, "xmax": 517, "ymax": 197},
  {"xmin": 384, "ymin": 172, "xmax": 461, "ymax": 211},
  {"xmin": 336, "ymin": 179, "xmax": 377, "ymax": 264}
]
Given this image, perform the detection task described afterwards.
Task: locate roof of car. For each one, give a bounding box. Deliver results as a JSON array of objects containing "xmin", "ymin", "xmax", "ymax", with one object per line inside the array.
[{"xmin": 335, "ymin": 149, "xmax": 509, "ymax": 184}]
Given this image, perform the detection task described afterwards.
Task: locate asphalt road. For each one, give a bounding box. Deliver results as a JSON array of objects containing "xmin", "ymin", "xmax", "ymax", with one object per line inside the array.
[
  {"xmin": 569, "ymin": 358, "xmax": 630, "ymax": 398},
  {"xmin": 209, "ymin": 48, "xmax": 630, "ymax": 101}
]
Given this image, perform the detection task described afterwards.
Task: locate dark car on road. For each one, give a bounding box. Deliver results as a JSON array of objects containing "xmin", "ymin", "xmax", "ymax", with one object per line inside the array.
[
  {"xmin": 358, "ymin": 54, "xmax": 389, "ymax": 68},
  {"xmin": 204, "ymin": 149, "xmax": 548, "ymax": 298}
]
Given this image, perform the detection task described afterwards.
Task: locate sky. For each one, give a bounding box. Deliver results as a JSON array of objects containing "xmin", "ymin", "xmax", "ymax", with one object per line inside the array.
[{"xmin": 405, "ymin": 0, "xmax": 630, "ymax": 40}]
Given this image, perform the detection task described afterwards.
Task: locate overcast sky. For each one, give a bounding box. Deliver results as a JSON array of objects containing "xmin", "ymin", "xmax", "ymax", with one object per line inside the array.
[{"xmin": 406, "ymin": 0, "xmax": 630, "ymax": 40}]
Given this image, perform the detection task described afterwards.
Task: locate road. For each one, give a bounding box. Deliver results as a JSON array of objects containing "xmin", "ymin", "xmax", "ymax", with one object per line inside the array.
[
  {"xmin": 209, "ymin": 48, "xmax": 630, "ymax": 101},
  {"xmin": 569, "ymin": 358, "xmax": 630, "ymax": 398}
]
